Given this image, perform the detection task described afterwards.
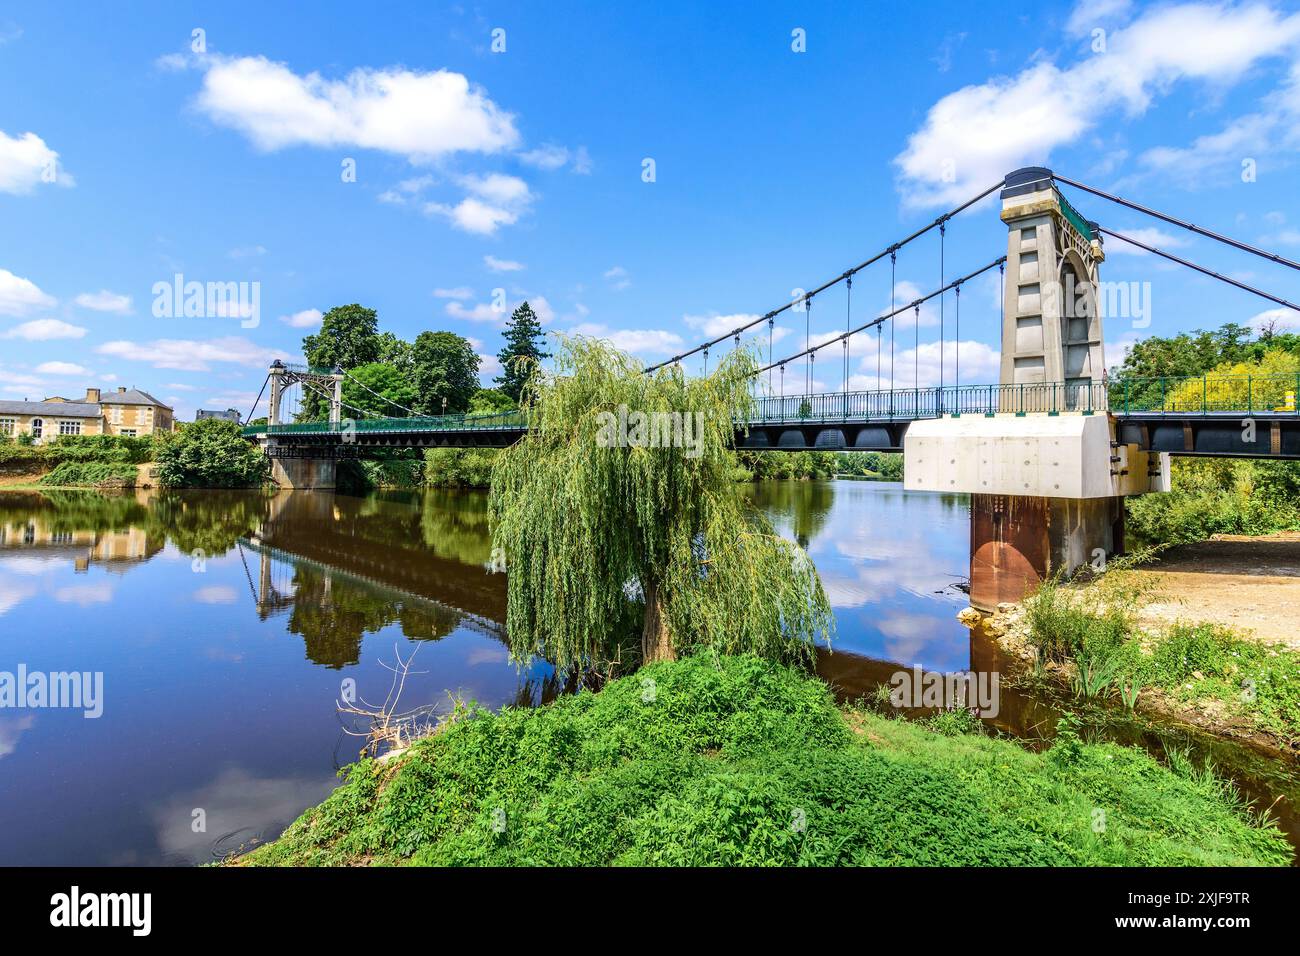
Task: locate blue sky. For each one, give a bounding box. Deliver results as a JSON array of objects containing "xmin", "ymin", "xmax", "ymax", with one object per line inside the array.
[{"xmin": 2, "ymin": 0, "xmax": 1300, "ymax": 419}]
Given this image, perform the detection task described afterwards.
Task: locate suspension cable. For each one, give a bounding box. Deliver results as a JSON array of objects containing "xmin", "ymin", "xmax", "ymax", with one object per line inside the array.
[
  {"xmin": 756, "ymin": 256, "xmax": 1006, "ymax": 375},
  {"xmin": 889, "ymin": 250, "xmax": 896, "ymax": 391},
  {"xmin": 913, "ymin": 304, "xmax": 920, "ymax": 393},
  {"xmin": 804, "ymin": 294, "xmax": 812, "ymax": 396},
  {"xmin": 843, "ymin": 275, "xmax": 851, "ymax": 400},
  {"xmin": 1097, "ymin": 227, "xmax": 1300, "ymax": 314},
  {"xmin": 1055, "ymin": 174, "xmax": 1300, "ymax": 273},
  {"xmin": 954, "ymin": 283, "xmax": 961, "ymax": 390},
  {"xmin": 939, "ymin": 222, "xmax": 946, "ymax": 394},
  {"xmin": 340, "ymin": 368, "xmax": 419, "ymax": 416},
  {"xmin": 643, "ymin": 178, "xmax": 1007, "ymax": 374},
  {"xmin": 244, "ymin": 373, "xmax": 270, "ymax": 425}
]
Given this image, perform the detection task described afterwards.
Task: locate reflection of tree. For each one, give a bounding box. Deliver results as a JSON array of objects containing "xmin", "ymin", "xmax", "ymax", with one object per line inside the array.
[
  {"xmin": 0, "ymin": 490, "xmax": 149, "ymax": 536},
  {"xmin": 282, "ymin": 562, "xmax": 467, "ymax": 668},
  {"xmin": 745, "ymin": 480, "xmax": 835, "ymax": 548},
  {"xmin": 145, "ymin": 491, "xmax": 268, "ymax": 556},
  {"xmin": 419, "ymin": 488, "xmax": 493, "ymax": 566}
]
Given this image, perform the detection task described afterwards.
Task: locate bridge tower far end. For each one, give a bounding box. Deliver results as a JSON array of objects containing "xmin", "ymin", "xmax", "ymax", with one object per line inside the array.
[{"xmin": 999, "ymin": 167, "xmax": 1107, "ymax": 397}]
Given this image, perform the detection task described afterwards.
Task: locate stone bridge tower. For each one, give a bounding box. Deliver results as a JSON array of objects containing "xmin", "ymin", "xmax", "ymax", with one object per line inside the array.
[
  {"xmin": 999, "ymin": 167, "xmax": 1107, "ymax": 406},
  {"xmin": 904, "ymin": 166, "xmax": 1169, "ymax": 611}
]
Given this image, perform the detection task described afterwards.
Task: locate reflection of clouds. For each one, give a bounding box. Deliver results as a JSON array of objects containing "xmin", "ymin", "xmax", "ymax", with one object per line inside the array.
[
  {"xmin": 0, "ymin": 556, "xmax": 64, "ymax": 575},
  {"xmin": 0, "ymin": 714, "xmax": 35, "ymax": 758},
  {"xmin": 877, "ymin": 612, "xmax": 952, "ymax": 667},
  {"xmin": 193, "ymin": 585, "xmax": 238, "ymax": 604},
  {"xmin": 53, "ymin": 583, "xmax": 113, "ymax": 606},
  {"xmin": 151, "ymin": 766, "xmax": 337, "ymax": 864},
  {"xmin": 755, "ymin": 480, "xmax": 972, "ymax": 673},
  {"xmin": 465, "ymin": 645, "xmax": 509, "ymax": 666},
  {"xmin": 0, "ymin": 578, "xmax": 35, "ymax": 615}
]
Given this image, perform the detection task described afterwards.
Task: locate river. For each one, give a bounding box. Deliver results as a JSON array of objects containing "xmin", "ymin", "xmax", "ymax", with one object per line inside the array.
[{"xmin": 0, "ymin": 482, "xmax": 1295, "ymax": 865}]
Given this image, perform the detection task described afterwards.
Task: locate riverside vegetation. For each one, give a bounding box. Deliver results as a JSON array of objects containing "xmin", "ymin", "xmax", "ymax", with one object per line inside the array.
[
  {"xmin": 0, "ymin": 419, "xmax": 268, "ymax": 490},
  {"xmin": 1014, "ymin": 565, "xmax": 1300, "ymax": 746},
  {"xmin": 237, "ymin": 654, "xmax": 1290, "ymax": 867},
  {"xmin": 239, "ymin": 337, "xmax": 1292, "ymax": 867}
]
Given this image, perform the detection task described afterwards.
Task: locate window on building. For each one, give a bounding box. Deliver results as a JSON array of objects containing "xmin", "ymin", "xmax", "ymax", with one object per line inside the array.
[
  {"xmin": 58, "ymin": 420, "xmax": 82, "ymax": 436},
  {"xmin": 0, "ymin": 418, "xmax": 14, "ymax": 436},
  {"xmin": 121, "ymin": 429, "xmax": 137, "ymax": 437},
  {"xmin": 30, "ymin": 418, "xmax": 43, "ymax": 439}
]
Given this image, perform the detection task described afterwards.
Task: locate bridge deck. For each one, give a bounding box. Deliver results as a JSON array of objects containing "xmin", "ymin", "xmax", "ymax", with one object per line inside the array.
[{"xmin": 243, "ymin": 376, "xmax": 1300, "ymax": 459}]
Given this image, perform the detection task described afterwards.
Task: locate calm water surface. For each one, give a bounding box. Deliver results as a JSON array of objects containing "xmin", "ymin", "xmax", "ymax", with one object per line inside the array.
[{"xmin": 0, "ymin": 482, "xmax": 1293, "ymax": 865}]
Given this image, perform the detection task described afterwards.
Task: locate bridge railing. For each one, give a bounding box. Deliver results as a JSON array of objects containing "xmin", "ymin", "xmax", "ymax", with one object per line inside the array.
[
  {"xmin": 1108, "ymin": 374, "xmax": 1300, "ymax": 415},
  {"xmin": 747, "ymin": 381, "xmax": 1109, "ymax": 423},
  {"xmin": 243, "ymin": 408, "xmax": 528, "ymax": 438}
]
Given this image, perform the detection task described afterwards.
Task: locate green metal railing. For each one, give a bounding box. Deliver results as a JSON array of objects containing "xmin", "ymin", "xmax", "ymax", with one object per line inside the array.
[
  {"xmin": 1107, "ymin": 374, "xmax": 1300, "ymax": 415},
  {"xmin": 243, "ymin": 408, "xmax": 527, "ymax": 437},
  {"xmin": 749, "ymin": 381, "xmax": 1108, "ymax": 422},
  {"xmin": 241, "ymin": 375, "xmax": 1300, "ymax": 439}
]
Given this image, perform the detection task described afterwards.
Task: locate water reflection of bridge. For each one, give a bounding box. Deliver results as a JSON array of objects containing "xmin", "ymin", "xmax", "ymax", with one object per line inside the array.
[{"xmin": 236, "ymin": 491, "xmax": 508, "ymax": 668}]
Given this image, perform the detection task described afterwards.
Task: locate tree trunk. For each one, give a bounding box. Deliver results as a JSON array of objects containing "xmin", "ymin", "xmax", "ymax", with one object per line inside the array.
[{"xmin": 641, "ymin": 577, "xmax": 676, "ymax": 663}]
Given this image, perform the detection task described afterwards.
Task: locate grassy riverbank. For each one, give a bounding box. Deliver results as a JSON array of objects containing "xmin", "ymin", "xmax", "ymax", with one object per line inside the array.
[
  {"xmin": 237, "ymin": 654, "xmax": 1288, "ymax": 866},
  {"xmin": 995, "ymin": 566, "xmax": 1300, "ymax": 748}
]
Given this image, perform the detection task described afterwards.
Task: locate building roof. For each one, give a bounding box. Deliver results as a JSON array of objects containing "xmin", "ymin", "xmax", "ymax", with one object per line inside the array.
[
  {"xmin": 102, "ymin": 388, "xmax": 171, "ymax": 409},
  {"xmin": 0, "ymin": 400, "xmax": 102, "ymax": 417}
]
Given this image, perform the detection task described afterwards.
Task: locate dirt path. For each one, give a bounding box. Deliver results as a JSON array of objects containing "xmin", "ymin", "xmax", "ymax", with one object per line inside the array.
[{"xmin": 1132, "ymin": 532, "xmax": 1300, "ymax": 648}]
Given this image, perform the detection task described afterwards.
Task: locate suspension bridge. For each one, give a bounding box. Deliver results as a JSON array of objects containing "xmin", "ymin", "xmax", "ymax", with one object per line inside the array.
[{"xmin": 242, "ymin": 166, "xmax": 1300, "ymax": 609}]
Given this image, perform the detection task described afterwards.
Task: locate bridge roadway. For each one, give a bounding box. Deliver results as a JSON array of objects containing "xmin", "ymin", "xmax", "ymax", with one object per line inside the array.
[{"xmin": 243, "ymin": 378, "xmax": 1300, "ymax": 461}]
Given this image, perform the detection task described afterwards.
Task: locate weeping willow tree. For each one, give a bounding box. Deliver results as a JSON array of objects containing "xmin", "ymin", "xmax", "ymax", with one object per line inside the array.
[{"xmin": 488, "ymin": 336, "xmax": 833, "ymax": 673}]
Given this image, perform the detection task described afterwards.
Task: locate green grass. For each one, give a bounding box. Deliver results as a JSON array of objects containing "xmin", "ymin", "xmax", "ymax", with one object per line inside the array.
[
  {"xmin": 238, "ymin": 655, "xmax": 1289, "ymax": 867},
  {"xmin": 1025, "ymin": 577, "xmax": 1300, "ymax": 742},
  {"xmin": 38, "ymin": 461, "xmax": 139, "ymax": 487}
]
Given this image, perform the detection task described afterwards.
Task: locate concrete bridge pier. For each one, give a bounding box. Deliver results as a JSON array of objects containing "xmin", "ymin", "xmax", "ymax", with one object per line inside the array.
[
  {"xmin": 905, "ymin": 414, "xmax": 1168, "ymax": 612},
  {"xmin": 267, "ymin": 445, "xmax": 337, "ymax": 490},
  {"xmin": 968, "ymin": 492, "xmax": 1124, "ymax": 610}
]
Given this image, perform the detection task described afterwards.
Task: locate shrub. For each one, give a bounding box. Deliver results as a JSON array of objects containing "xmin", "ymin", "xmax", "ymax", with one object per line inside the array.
[
  {"xmin": 154, "ymin": 418, "xmax": 268, "ymax": 488},
  {"xmin": 424, "ymin": 448, "xmax": 498, "ymax": 488},
  {"xmin": 39, "ymin": 461, "xmax": 139, "ymax": 487}
]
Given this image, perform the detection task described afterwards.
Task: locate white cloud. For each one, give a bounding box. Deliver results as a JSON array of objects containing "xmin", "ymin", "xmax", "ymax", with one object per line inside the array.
[
  {"xmin": 96, "ymin": 336, "xmax": 284, "ymax": 372},
  {"xmin": 0, "ymin": 129, "xmax": 73, "ymax": 193},
  {"xmin": 2, "ymin": 318, "xmax": 86, "ymax": 341},
  {"xmin": 425, "ymin": 173, "xmax": 534, "ymax": 235},
  {"xmin": 896, "ymin": 2, "xmax": 1300, "ymax": 207},
  {"xmin": 446, "ymin": 300, "xmax": 505, "ymax": 322},
  {"xmin": 603, "ymin": 265, "xmax": 630, "ymax": 291},
  {"xmin": 842, "ymin": 338, "xmax": 1001, "ymax": 390},
  {"xmin": 682, "ymin": 311, "xmax": 792, "ymax": 350},
  {"xmin": 193, "ymin": 55, "xmax": 519, "ymax": 160},
  {"xmin": 0, "ymin": 268, "xmax": 57, "ymax": 317},
  {"xmin": 279, "ymin": 308, "xmax": 323, "ymax": 328},
  {"xmin": 1066, "ymin": 0, "xmax": 1132, "ymax": 36},
  {"xmin": 567, "ymin": 322, "xmax": 684, "ymax": 356},
  {"xmin": 445, "ymin": 292, "xmax": 555, "ymax": 325},
  {"xmin": 54, "ymin": 583, "xmax": 113, "ymax": 606},
  {"xmin": 484, "ymin": 254, "xmax": 524, "ymax": 272},
  {"xmin": 378, "ymin": 174, "xmax": 436, "ymax": 205},
  {"xmin": 518, "ymin": 143, "xmax": 569, "ymax": 170},
  {"xmin": 34, "ymin": 361, "xmax": 90, "ymax": 376},
  {"xmin": 518, "ymin": 143, "xmax": 593, "ymax": 174},
  {"xmin": 433, "ymin": 286, "xmax": 474, "ymax": 300},
  {"xmin": 1247, "ymin": 306, "xmax": 1300, "ymax": 333},
  {"xmin": 193, "ymin": 585, "xmax": 238, "ymax": 604},
  {"xmin": 227, "ymin": 244, "xmax": 267, "ymax": 258},
  {"xmin": 1101, "ymin": 226, "xmax": 1190, "ymax": 256},
  {"xmin": 74, "ymin": 289, "xmax": 133, "ymax": 314}
]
